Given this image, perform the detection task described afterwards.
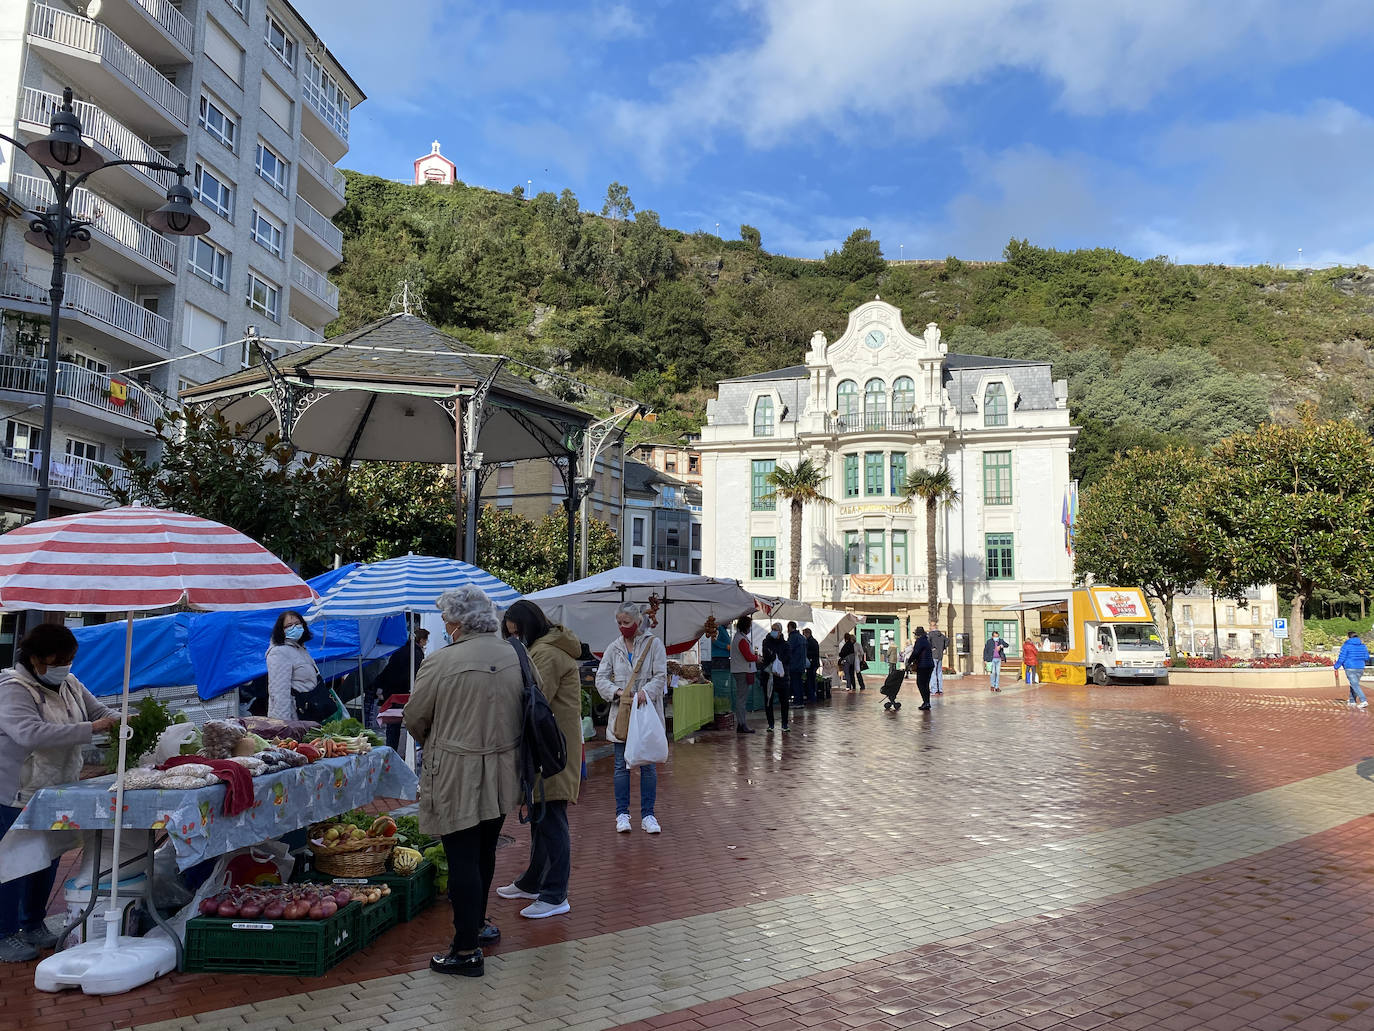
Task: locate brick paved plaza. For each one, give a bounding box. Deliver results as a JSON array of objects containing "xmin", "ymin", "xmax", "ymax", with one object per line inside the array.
[{"xmin": 8, "ymin": 676, "xmax": 1374, "ymax": 1031}]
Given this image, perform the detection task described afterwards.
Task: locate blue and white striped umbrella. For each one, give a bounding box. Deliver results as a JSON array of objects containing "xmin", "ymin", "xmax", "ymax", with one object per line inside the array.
[{"xmin": 305, "ymin": 554, "xmax": 520, "ymax": 619}]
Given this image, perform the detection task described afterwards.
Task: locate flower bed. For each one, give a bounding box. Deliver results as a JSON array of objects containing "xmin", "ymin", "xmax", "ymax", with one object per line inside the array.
[{"xmin": 1182, "ymin": 653, "xmax": 1331, "ymax": 669}]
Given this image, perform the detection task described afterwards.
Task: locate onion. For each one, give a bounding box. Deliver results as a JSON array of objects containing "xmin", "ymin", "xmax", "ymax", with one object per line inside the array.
[
  {"xmin": 239, "ymin": 902, "xmax": 263, "ymax": 919},
  {"xmin": 333, "ymin": 889, "xmax": 352, "ymax": 905},
  {"xmin": 263, "ymin": 902, "xmax": 285, "ymax": 919},
  {"xmin": 217, "ymin": 900, "xmax": 239, "ymax": 918},
  {"xmin": 283, "ymin": 902, "xmax": 305, "ymax": 919},
  {"xmin": 199, "ymin": 897, "xmax": 221, "ymax": 915},
  {"xmin": 320, "ymin": 900, "xmax": 337, "ymax": 918},
  {"xmin": 308, "ymin": 903, "xmax": 326, "ymax": 920}
]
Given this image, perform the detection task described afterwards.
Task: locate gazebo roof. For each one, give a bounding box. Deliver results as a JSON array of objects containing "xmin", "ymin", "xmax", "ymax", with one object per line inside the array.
[{"xmin": 181, "ymin": 313, "xmax": 593, "ymax": 464}]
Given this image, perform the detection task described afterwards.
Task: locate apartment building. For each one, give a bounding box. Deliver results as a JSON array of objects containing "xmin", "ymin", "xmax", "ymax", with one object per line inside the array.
[
  {"xmin": 627, "ymin": 439, "xmax": 702, "ymax": 489},
  {"xmin": 487, "ymin": 447, "xmax": 626, "ymax": 541},
  {"xmin": 0, "ymin": 0, "xmax": 362, "ymax": 524},
  {"xmin": 623, "ymin": 459, "xmax": 703, "ymax": 573}
]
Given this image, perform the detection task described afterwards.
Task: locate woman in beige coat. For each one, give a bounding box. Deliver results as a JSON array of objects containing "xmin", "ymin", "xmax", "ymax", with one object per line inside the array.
[
  {"xmin": 404, "ymin": 585, "xmax": 523, "ymax": 978},
  {"xmin": 495, "ymin": 599, "xmax": 582, "ymax": 920}
]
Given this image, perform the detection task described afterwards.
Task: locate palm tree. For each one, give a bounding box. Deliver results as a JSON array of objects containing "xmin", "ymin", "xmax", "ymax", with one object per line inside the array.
[
  {"xmin": 764, "ymin": 458, "xmax": 832, "ymax": 601},
  {"xmin": 899, "ymin": 468, "xmax": 959, "ymax": 628}
]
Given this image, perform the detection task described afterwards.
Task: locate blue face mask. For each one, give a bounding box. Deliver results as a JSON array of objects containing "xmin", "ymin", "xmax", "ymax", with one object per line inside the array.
[
  {"xmin": 770, "ymin": 630, "xmax": 781, "ymax": 638},
  {"xmin": 284, "ymin": 624, "xmax": 304, "ymax": 642},
  {"xmin": 442, "ymin": 628, "xmax": 453, "ymax": 645}
]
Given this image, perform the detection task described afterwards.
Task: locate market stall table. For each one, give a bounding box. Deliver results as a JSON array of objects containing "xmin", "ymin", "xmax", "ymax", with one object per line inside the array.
[{"xmin": 0, "ymin": 748, "xmax": 417, "ymax": 969}]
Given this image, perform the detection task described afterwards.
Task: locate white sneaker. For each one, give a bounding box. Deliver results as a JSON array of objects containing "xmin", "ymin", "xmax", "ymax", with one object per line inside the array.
[
  {"xmin": 520, "ymin": 899, "xmax": 571, "ymax": 919},
  {"xmin": 615, "ymin": 814, "xmax": 631, "ymax": 833},
  {"xmin": 1360, "ymin": 702, "xmax": 1369, "ymax": 709},
  {"xmin": 641, "ymin": 815, "xmax": 662, "ymax": 834},
  {"xmin": 496, "ymin": 882, "xmax": 538, "ymax": 900}
]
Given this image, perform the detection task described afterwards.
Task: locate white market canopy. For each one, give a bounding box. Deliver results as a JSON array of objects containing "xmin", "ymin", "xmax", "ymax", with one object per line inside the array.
[{"xmin": 526, "ymin": 567, "xmax": 757, "ymax": 656}]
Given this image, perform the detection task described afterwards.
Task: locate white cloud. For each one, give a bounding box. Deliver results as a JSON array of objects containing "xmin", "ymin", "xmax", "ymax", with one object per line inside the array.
[{"xmin": 609, "ymin": 0, "xmax": 1374, "ymax": 168}]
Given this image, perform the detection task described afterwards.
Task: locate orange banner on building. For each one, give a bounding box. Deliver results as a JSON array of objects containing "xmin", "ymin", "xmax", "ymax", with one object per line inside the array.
[{"xmin": 850, "ymin": 574, "xmax": 894, "ymax": 594}]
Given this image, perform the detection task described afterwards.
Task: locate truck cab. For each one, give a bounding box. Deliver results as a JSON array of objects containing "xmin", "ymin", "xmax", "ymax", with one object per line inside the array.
[{"xmin": 1012, "ymin": 586, "xmax": 1170, "ymax": 686}]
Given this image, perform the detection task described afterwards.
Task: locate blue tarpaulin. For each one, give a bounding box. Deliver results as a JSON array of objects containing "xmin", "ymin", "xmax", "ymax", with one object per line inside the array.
[{"xmin": 70, "ymin": 565, "xmax": 409, "ymax": 699}]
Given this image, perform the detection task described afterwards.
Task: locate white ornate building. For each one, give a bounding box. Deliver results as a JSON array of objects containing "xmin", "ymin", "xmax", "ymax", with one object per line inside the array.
[{"xmin": 698, "ymin": 298, "xmax": 1078, "ymax": 671}]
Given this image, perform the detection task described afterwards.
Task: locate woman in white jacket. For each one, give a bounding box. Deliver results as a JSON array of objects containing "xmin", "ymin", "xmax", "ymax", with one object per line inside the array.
[{"xmin": 595, "ymin": 601, "xmax": 667, "ymax": 835}]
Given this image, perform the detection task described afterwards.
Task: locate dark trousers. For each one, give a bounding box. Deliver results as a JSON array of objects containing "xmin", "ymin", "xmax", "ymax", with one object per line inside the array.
[
  {"xmin": 762, "ymin": 671, "xmax": 789, "ymax": 728},
  {"xmin": 790, "ymin": 669, "xmax": 805, "ymax": 705},
  {"xmin": 513, "ymin": 801, "xmax": 569, "ymax": 905},
  {"xmin": 0, "ymin": 804, "xmax": 57, "ymax": 937},
  {"xmin": 915, "ymin": 667, "xmax": 933, "ymax": 705},
  {"xmin": 440, "ymin": 814, "xmax": 505, "ymax": 952},
  {"xmin": 806, "ymin": 664, "xmax": 819, "ymax": 703}
]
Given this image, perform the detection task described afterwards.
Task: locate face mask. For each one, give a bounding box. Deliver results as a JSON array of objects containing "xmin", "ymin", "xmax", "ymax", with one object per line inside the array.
[
  {"xmin": 770, "ymin": 630, "xmax": 781, "ymax": 638},
  {"xmin": 284, "ymin": 624, "xmax": 304, "ymax": 642},
  {"xmin": 442, "ymin": 626, "xmax": 455, "ymax": 645},
  {"xmin": 619, "ymin": 623, "xmax": 638, "ymax": 640},
  {"xmin": 38, "ymin": 664, "xmax": 72, "ymax": 687}
]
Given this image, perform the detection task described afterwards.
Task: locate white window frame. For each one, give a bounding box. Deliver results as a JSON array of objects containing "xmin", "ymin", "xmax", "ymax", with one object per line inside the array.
[
  {"xmin": 198, "ymin": 94, "xmax": 237, "ymax": 152},
  {"xmin": 265, "ymin": 14, "xmax": 295, "ymax": 68},
  {"xmin": 194, "ymin": 163, "xmax": 233, "ymax": 220},
  {"xmin": 246, "ymin": 270, "xmax": 281, "ymax": 323},
  {"xmin": 255, "ymin": 141, "xmax": 289, "ymax": 194},
  {"xmin": 66, "ymin": 437, "xmax": 102, "ymax": 463},
  {"xmin": 305, "ymin": 55, "xmax": 351, "ymax": 140},
  {"xmin": 188, "ymin": 237, "xmax": 229, "ymax": 290},
  {"xmin": 70, "ymin": 351, "xmax": 110, "ymax": 375},
  {"xmin": 250, "ymin": 208, "xmax": 284, "ymax": 257},
  {"xmin": 226, "ymin": 0, "xmax": 246, "ymax": 15},
  {"xmin": 5, "ymin": 419, "xmax": 43, "ymax": 462}
]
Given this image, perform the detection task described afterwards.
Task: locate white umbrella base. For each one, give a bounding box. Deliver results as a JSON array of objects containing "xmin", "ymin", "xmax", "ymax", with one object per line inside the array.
[{"xmin": 34, "ymin": 934, "xmax": 176, "ymax": 995}]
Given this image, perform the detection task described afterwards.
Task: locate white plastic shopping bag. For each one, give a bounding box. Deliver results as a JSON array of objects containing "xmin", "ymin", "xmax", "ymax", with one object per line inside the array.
[{"xmin": 623, "ymin": 698, "xmax": 669, "ymax": 768}]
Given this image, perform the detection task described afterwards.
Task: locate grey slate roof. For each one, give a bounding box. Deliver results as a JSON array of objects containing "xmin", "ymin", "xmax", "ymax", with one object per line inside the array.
[{"xmin": 720, "ymin": 365, "xmax": 809, "ymax": 383}]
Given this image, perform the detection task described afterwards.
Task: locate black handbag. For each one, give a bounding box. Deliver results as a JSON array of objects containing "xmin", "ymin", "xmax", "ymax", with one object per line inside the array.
[{"xmin": 296, "ymin": 673, "xmax": 335, "ymax": 722}]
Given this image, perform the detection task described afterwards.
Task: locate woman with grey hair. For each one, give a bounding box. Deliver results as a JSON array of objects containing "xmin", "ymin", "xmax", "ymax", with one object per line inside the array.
[
  {"xmin": 595, "ymin": 601, "xmax": 668, "ymax": 834},
  {"xmin": 404, "ymin": 585, "xmax": 523, "ymax": 978}
]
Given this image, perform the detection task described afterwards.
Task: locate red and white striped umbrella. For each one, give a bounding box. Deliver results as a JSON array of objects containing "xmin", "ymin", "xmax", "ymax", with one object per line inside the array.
[{"xmin": 0, "ymin": 505, "xmax": 317, "ymax": 612}]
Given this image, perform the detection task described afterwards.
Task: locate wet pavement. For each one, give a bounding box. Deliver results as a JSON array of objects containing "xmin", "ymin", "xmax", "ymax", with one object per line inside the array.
[{"xmin": 6, "ymin": 675, "xmax": 1374, "ymax": 1031}]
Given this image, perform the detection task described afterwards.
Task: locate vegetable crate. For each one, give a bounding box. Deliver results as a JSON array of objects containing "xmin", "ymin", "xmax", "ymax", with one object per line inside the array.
[
  {"xmin": 184, "ymin": 903, "xmax": 360, "ymax": 977},
  {"xmin": 304, "ymin": 860, "xmax": 437, "ymax": 922},
  {"xmin": 359, "ymin": 893, "xmax": 399, "ymax": 945}
]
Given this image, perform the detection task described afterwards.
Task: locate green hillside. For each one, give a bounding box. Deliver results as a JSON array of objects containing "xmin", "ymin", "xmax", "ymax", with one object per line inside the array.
[{"xmin": 330, "ymin": 173, "xmax": 1374, "ymax": 483}]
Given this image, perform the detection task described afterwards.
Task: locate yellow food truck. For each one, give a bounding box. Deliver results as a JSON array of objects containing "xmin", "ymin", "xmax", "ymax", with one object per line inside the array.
[{"xmin": 1010, "ymin": 586, "xmax": 1169, "ymax": 686}]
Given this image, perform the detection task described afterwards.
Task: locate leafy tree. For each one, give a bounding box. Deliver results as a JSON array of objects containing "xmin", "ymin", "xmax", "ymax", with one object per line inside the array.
[
  {"xmin": 476, "ymin": 507, "xmax": 618, "ymax": 593},
  {"xmin": 344, "ymin": 462, "xmax": 457, "ymax": 562},
  {"xmin": 1071, "ymin": 447, "xmax": 1225, "ymax": 661},
  {"xmin": 1211, "ymin": 417, "xmax": 1374, "ymax": 653},
  {"xmin": 824, "ymin": 229, "xmax": 885, "ymax": 280},
  {"xmin": 601, "ymin": 181, "xmax": 635, "ymax": 249},
  {"xmin": 740, "ymin": 225, "xmax": 762, "ymax": 250},
  {"xmin": 898, "ymin": 468, "xmax": 959, "ymax": 628},
  {"xmin": 98, "ymin": 408, "xmax": 357, "ymax": 576},
  {"xmin": 763, "ymin": 459, "xmax": 832, "ymax": 600}
]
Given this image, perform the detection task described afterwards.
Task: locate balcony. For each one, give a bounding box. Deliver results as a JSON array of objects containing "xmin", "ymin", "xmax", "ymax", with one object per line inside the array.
[
  {"xmin": 28, "ymin": 4, "xmax": 190, "ymax": 135},
  {"xmin": 825, "ymin": 410, "xmax": 923, "ymax": 435},
  {"xmin": 301, "ymin": 64, "xmax": 350, "ymax": 163},
  {"xmin": 296, "ymin": 135, "xmax": 347, "ymax": 216},
  {"xmin": 289, "ymin": 260, "xmax": 339, "ymax": 327},
  {"xmin": 17, "ymin": 87, "xmax": 174, "ymax": 209},
  {"xmin": 286, "ymin": 317, "xmax": 324, "ymax": 345},
  {"xmin": 94, "ymin": 0, "xmax": 195, "ymax": 63},
  {"xmin": 818, "ymin": 573, "xmax": 930, "ymax": 602},
  {"xmin": 292, "ymin": 195, "xmax": 344, "ymax": 270},
  {"xmin": 0, "ymin": 355, "xmax": 166, "ymax": 433},
  {"xmin": 0, "ymin": 448, "xmax": 130, "ymax": 508},
  {"xmin": 11, "ymin": 173, "xmax": 176, "ymax": 284},
  {"xmin": 0, "ymin": 263, "xmax": 171, "ymax": 359}
]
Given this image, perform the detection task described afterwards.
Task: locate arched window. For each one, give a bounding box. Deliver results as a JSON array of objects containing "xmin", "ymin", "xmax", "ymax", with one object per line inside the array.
[
  {"xmin": 892, "ymin": 376, "xmax": 915, "ymax": 424},
  {"xmin": 836, "ymin": 380, "xmax": 858, "ymax": 424},
  {"xmin": 984, "ymin": 382, "xmax": 1008, "ymax": 427},
  {"xmin": 753, "ymin": 396, "xmax": 774, "ymax": 437},
  {"xmin": 864, "ymin": 378, "xmax": 886, "ymax": 429}
]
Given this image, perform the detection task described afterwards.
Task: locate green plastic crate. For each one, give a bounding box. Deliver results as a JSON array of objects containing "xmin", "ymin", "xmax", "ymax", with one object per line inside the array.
[
  {"xmin": 184, "ymin": 902, "xmax": 360, "ymax": 977},
  {"xmin": 304, "ymin": 859, "xmax": 437, "ymax": 922},
  {"xmin": 358, "ymin": 893, "xmax": 399, "ymax": 945}
]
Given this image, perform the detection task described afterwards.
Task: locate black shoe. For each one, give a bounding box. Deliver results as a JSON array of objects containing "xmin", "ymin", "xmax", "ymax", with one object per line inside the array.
[
  {"xmin": 737, "ymin": 726, "xmax": 755, "ymax": 734},
  {"xmin": 918, "ymin": 703, "xmax": 931, "ymax": 710},
  {"xmin": 478, "ymin": 921, "xmax": 500, "ymax": 945},
  {"xmin": 431, "ymin": 949, "xmax": 484, "ymax": 976}
]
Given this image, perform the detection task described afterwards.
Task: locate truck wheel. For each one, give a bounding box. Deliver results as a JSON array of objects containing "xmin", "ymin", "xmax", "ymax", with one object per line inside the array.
[{"xmin": 1091, "ymin": 666, "xmax": 1111, "ymax": 686}]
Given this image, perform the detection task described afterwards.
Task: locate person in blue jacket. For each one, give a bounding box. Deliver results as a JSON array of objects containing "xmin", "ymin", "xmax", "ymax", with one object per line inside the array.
[
  {"xmin": 1333, "ymin": 629, "xmax": 1369, "ymax": 708},
  {"xmin": 983, "ymin": 631, "xmax": 1007, "ymax": 692}
]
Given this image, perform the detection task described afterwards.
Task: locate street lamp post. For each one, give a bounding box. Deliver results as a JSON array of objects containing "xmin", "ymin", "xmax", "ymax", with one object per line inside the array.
[{"xmin": 1, "ymin": 88, "xmax": 209, "ymax": 523}]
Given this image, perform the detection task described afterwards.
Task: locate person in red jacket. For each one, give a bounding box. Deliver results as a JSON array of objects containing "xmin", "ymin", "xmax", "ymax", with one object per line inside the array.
[{"xmin": 1022, "ymin": 636, "xmax": 1039, "ymax": 685}]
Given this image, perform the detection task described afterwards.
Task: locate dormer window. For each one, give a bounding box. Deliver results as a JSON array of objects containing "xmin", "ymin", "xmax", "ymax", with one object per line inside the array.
[
  {"xmin": 753, "ymin": 396, "xmax": 774, "ymax": 437},
  {"xmin": 984, "ymin": 382, "xmax": 1008, "ymax": 427}
]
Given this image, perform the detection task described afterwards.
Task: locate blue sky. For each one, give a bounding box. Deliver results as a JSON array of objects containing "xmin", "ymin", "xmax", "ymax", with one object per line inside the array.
[{"xmin": 294, "ymin": 0, "xmax": 1374, "ymax": 266}]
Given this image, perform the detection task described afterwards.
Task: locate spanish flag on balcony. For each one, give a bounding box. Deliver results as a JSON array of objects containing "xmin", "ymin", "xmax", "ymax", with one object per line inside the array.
[{"xmin": 109, "ymin": 380, "xmax": 128, "ymax": 406}]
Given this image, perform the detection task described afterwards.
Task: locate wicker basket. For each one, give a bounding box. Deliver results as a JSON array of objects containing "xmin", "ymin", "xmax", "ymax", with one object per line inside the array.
[{"xmin": 310, "ymin": 831, "xmax": 396, "ymax": 878}]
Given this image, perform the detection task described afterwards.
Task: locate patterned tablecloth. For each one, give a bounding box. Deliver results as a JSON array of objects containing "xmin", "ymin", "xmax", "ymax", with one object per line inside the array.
[{"xmin": 0, "ymin": 748, "xmax": 417, "ymax": 880}]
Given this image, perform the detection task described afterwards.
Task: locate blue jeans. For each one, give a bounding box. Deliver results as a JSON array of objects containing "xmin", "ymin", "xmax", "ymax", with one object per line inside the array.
[
  {"xmin": 0, "ymin": 804, "xmax": 58, "ymax": 937},
  {"xmin": 613, "ymin": 742, "xmax": 657, "ymax": 818},
  {"xmin": 932, "ymin": 663, "xmax": 944, "ymax": 693},
  {"xmin": 1346, "ymin": 668, "xmax": 1367, "ymax": 703},
  {"xmin": 988, "ymin": 659, "xmax": 1002, "ymax": 688}
]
